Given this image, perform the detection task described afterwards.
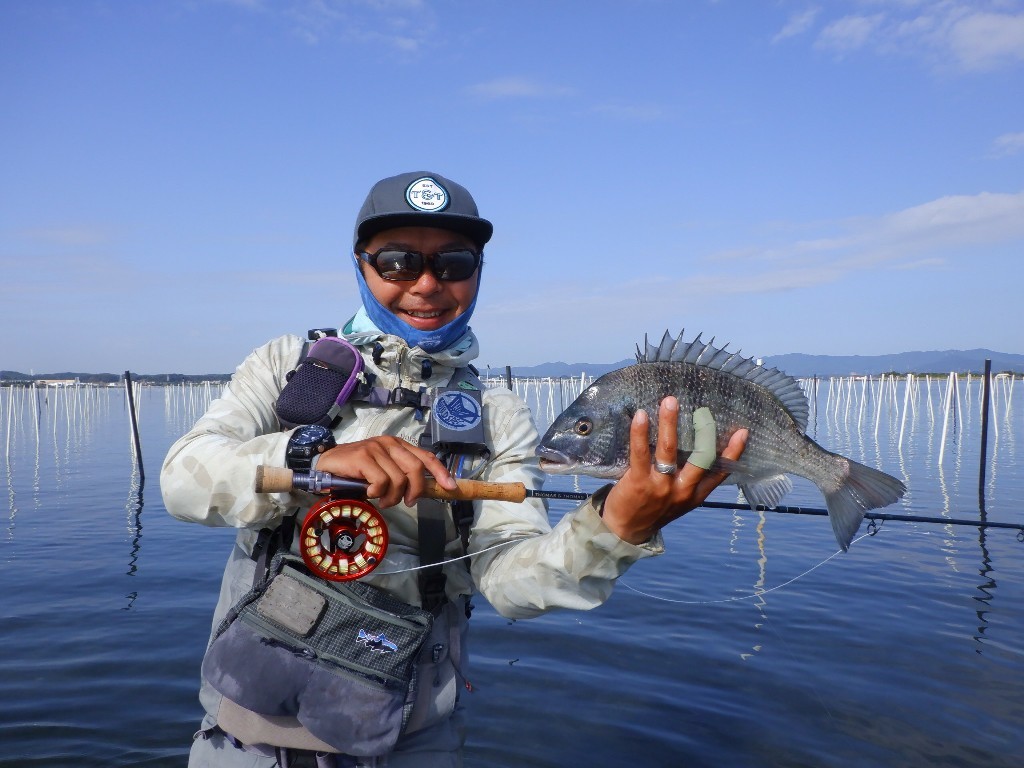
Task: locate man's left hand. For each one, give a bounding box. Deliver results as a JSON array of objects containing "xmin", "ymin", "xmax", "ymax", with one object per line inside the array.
[{"xmin": 600, "ymin": 397, "xmax": 748, "ymax": 545}]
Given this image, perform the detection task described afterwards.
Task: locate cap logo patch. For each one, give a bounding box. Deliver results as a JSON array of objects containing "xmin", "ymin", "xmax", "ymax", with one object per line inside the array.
[{"xmin": 405, "ymin": 177, "xmax": 449, "ymax": 213}]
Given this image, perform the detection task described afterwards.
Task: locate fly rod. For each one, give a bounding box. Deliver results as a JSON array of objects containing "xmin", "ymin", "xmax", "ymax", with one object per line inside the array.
[
  {"xmin": 700, "ymin": 501, "xmax": 1024, "ymax": 533},
  {"xmin": 254, "ymin": 466, "xmax": 1024, "ymax": 534},
  {"xmin": 255, "ymin": 466, "xmax": 593, "ymax": 502}
]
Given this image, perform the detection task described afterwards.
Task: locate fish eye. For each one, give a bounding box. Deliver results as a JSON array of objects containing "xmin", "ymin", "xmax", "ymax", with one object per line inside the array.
[{"xmin": 574, "ymin": 418, "xmax": 593, "ymax": 436}]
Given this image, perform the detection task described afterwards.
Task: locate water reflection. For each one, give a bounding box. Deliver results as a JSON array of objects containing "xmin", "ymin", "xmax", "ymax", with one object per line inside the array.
[
  {"xmin": 4, "ymin": 451, "xmax": 15, "ymax": 544},
  {"xmin": 739, "ymin": 510, "xmax": 768, "ymax": 662},
  {"xmin": 4, "ymin": 386, "xmax": 21, "ymax": 542},
  {"xmin": 124, "ymin": 470, "xmax": 145, "ymax": 611},
  {"xmin": 973, "ymin": 527, "xmax": 995, "ymax": 652},
  {"xmin": 3, "ymin": 374, "xmax": 1023, "ymax": 635}
]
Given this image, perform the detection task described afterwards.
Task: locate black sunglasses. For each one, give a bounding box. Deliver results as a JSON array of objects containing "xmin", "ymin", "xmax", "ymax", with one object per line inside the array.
[{"xmin": 358, "ymin": 247, "xmax": 481, "ymax": 282}]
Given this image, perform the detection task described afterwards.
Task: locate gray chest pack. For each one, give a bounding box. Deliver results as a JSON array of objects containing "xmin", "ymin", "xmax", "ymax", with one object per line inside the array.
[
  {"xmin": 200, "ymin": 330, "xmax": 487, "ymax": 758},
  {"xmin": 275, "ymin": 329, "xmax": 487, "ymax": 456}
]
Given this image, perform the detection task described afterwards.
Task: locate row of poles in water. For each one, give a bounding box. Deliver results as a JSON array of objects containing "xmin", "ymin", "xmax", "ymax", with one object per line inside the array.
[
  {"xmin": 816, "ymin": 363, "xmax": 1009, "ymax": 508},
  {"xmin": 491, "ymin": 364, "xmax": 1014, "ymax": 443},
  {"xmin": 809, "ymin": 365, "xmax": 1016, "ymax": 460},
  {"xmin": 2, "ymin": 365, "xmax": 1018, "ymax": 481},
  {"xmin": 494, "ymin": 362, "xmax": 1011, "ymax": 513}
]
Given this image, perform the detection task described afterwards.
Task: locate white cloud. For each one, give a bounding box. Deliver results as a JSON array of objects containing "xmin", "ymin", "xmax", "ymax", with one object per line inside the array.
[
  {"xmin": 773, "ymin": 7, "xmax": 821, "ymax": 43},
  {"xmin": 497, "ymin": 191, "xmax": 1024, "ymax": 313},
  {"xmin": 801, "ymin": 2, "xmax": 1024, "ymax": 72},
  {"xmin": 274, "ymin": 0, "xmax": 432, "ymax": 49},
  {"xmin": 877, "ymin": 190, "xmax": 1024, "ymax": 244},
  {"xmin": 728, "ymin": 190, "xmax": 1024, "ymax": 287},
  {"xmin": 948, "ymin": 11, "xmax": 1024, "ymax": 70},
  {"xmin": 816, "ymin": 13, "xmax": 886, "ymax": 52},
  {"xmin": 991, "ymin": 131, "xmax": 1024, "ymax": 156}
]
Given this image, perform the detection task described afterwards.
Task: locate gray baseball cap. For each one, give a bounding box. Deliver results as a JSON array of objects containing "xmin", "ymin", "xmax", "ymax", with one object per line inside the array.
[{"xmin": 353, "ymin": 171, "xmax": 493, "ymax": 249}]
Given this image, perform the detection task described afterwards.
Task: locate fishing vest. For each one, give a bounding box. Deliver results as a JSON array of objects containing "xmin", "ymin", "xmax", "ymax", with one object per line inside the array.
[
  {"xmin": 257, "ymin": 328, "xmax": 489, "ymax": 609},
  {"xmin": 199, "ymin": 331, "xmax": 489, "ymax": 757}
]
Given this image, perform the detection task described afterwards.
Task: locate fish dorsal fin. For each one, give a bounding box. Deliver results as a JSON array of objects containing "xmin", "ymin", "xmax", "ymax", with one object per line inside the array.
[{"xmin": 635, "ymin": 330, "xmax": 809, "ymax": 432}]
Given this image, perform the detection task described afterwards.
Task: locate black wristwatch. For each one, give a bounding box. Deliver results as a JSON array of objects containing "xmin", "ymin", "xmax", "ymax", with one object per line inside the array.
[{"xmin": 286, "ymin": 424, "xmax": 337, "ymax": 471}]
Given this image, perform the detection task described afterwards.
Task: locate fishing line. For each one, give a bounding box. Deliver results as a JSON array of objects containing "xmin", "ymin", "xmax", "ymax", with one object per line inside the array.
[
  {"xmin": 368, "ymin": 528, "xmax": 877, "ymax": 603},
  {"xmin": 618, "ymin": 530, "xmax": 877, "ymax": 606},
  {"xmin": 373, "ymin": 538, "xmax": 521, "ymax": 577}
]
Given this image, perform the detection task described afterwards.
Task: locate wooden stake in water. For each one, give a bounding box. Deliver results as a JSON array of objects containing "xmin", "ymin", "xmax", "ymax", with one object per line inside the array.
[
  {"xmin": 938, "ymin": 372, "xmax": 955, "ymax": 466},
  {"xmin": 124, "ymin": 371, "xmax": 145, "ymax": 482},
  {"xmin": 979, "ymin": 359, "xmax": 992, "ymax": 513}
]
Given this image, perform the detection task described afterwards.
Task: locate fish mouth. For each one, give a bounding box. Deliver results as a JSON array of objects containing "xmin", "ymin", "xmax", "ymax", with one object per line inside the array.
[{"xmin": 535, "ymin": 446, "xmax": 577, "ymax": 475}]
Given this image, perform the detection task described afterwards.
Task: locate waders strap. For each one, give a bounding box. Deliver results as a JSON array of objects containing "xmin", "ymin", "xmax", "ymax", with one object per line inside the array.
[
  {"xmin": 252, "ymin": 514, "xmax": 296, "ymax": 587},
  {"xmin": 417, "ymin": 498, "xmax": 449, "ymax": 614}
]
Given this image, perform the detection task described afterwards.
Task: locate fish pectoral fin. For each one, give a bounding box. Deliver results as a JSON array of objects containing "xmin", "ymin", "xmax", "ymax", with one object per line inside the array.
[{"xmin": 738, "ymin": 475, "xmax": 793, "ymax": 509}]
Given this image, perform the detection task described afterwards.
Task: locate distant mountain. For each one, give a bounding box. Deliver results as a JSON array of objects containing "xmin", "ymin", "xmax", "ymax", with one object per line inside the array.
[
  {"xmin": 499, "ymin": 360, "xmax": 633, "ymax": 379},
  {"xmin": 0, "ymin": 371, "xmax": 231, "ymax": 384},
  {"xmin": 4, "ymin": 349, "xmax": 1022, "ymax": 385},
  {"xmin": 763, "ymin": 349, "xmax": 1024, "ymax": 377},
  {"xmin": 508, "ymin": 349, "xmax": 1024, "ymax": 379}
]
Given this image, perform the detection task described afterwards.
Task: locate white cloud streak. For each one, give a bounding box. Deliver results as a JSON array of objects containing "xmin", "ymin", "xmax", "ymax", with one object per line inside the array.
[
  {"xmin": 947, "ymin": 10, "xmax": 1024, "ymax": 70},
  {"xmin": 487, "ymin": 190, "xmax": 1024, "ymax": 317},
  {"xmin": 816, "ymin": 13, "xmax": 885, "ymax": 53},
  {"xmin": 773, "ymin": 7, "xmax": 821, "ymax": 43},
  {"xmin": 991, "ymin": 131, "xmax": 1024, "ymax": 156},
  {"xmin": 779, "ymin": 1, "xmax": 1024, "ymax": 72},
  {"xmin": 256, "ymin": 0, "xmax": 434, "ymax": 49}
]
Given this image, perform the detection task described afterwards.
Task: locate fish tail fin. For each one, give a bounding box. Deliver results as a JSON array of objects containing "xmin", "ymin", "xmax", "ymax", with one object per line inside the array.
[{"xmin": 823, "ymin": 460, "xmax": 907, "ymax": 551}]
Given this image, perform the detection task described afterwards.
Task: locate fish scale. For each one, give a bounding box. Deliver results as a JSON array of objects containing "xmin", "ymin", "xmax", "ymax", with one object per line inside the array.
[{"xmin": 536, "ymin": 331, "xmax": 907, "ymax": 551}]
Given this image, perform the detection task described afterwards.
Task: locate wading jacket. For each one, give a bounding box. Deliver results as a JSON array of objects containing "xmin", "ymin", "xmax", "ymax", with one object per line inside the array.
[{"xmin": 160, "ymin": 328, "xmax": 663, "ymax": 735}]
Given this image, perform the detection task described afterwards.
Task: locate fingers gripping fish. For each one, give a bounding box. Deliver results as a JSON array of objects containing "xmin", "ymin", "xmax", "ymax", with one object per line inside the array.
[{"xmin": 536, "ymin": 331, "xmax": 907, "ymax": 551}]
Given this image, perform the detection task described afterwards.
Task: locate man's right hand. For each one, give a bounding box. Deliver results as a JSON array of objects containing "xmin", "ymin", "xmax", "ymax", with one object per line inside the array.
[{"xmin": 314, "ymin": 437, "xmax": 458, "ymax": 509}]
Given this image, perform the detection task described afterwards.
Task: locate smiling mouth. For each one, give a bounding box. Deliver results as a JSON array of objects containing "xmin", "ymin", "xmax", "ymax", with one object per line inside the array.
[
  {"xmin": 398, "ymin": 308, "xmax": 451, "ymax": 327},
  {"xmin": 403, "ymin": 309, "xmax": 446, "ymax": 319}
]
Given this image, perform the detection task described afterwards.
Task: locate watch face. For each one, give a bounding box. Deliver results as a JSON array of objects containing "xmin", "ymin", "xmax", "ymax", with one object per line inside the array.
[{"xmin": 293, "ymin": 424, "xmax": 332, "ymax": 446}]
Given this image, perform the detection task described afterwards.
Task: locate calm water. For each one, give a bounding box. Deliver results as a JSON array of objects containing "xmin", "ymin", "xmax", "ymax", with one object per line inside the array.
[{"xmin": 2, "ymin": 375, "xmax": 1022, "ymax": 767}]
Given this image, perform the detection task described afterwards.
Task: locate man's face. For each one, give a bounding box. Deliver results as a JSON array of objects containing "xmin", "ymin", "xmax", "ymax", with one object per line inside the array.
[{"xmin": 358, "ymin": 226, "xmax": 480, "ymax": 333}]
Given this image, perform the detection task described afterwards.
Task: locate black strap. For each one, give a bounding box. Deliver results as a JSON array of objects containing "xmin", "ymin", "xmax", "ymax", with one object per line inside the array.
[
  {"xmin": 451, "ymin": 499, "xmax": 474, "ymax": 552},
  {"xmin": 417, "ymin": 499, "xmax": 449, "ymax": 614},
  {"xmin": 251, "ymin": 514, "xmax": 296, "ymax": 587}
]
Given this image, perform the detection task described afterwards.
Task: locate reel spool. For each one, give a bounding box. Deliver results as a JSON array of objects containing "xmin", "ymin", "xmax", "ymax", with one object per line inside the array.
[{"xmin": 300, "ymin": 497, "xmax": 389, "ymax": 581}]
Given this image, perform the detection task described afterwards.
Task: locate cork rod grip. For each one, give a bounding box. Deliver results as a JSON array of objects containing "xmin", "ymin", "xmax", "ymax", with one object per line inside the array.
[
  {"xmin": 423, "ymin": 478, "xmax": 528, "ymax": 503},
  {"xmin": 254, "ymin": 465, "xmax": 529, "ymax": 503},
  {"xmin": 255, "ymin": 465, "xmax": 294, "ymax": 493}
]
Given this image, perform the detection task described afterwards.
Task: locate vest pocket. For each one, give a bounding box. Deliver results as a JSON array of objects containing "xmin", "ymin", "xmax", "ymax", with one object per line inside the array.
[{"xmin": 201, "ymin": 555, "xmax": 433, "ymax": 756}]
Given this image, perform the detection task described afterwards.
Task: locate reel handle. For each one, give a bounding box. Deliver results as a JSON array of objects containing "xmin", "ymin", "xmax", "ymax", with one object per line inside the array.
[{"xmin": 255, "ymin": 465, "xmax": 528, "ymax": 503}]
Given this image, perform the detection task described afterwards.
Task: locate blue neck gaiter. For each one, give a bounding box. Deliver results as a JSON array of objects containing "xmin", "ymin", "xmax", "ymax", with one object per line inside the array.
[{"xmin": 352, "ymin": 260, "xmax": 481, "ymax": 352}]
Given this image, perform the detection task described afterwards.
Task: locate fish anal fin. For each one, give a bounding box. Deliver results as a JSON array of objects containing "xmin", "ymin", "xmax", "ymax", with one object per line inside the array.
[{"xmin": 738, "ymin": 474, "xmax": 793, "ymax": 510}]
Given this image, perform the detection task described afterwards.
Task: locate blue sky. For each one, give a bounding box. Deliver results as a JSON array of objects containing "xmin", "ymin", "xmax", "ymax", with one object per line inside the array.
[{"xmin": 2, "ymin": 0, "xmax": 1022, "ymax": 375}]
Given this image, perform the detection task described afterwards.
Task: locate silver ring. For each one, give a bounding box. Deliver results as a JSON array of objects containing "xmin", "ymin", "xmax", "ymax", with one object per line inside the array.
[{"xmin": 654, "ymin": 460, "xmax": 677, "ymax": 475}]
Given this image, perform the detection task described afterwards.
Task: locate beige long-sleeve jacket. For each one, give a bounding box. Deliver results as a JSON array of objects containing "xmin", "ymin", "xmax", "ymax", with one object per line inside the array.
[{"xmin": 160, "ymin": 329, "xmax": 661, "ymax": 620}]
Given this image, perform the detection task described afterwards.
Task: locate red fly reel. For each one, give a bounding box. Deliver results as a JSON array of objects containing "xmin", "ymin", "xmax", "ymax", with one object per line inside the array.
[{"xmin": 300, "ymin": 497, "xmax": 389, "ymax": 581}]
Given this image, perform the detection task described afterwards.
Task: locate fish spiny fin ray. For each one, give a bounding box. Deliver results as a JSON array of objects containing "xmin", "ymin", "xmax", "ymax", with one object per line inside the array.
[{"xmin": 637, "ymin": 330, "xmax": 810, "ymax": 432}]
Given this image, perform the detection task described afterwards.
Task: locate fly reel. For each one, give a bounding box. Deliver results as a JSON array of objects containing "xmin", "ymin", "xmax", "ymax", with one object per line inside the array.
[{"xmin": 299, "ymin": 497, "xmax": 389, "ymax": 581}]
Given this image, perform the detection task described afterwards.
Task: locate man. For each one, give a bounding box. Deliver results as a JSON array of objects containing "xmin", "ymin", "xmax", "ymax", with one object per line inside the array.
[{"xmin": 161, "ymin": 170, "xmax": 747, "ymax": 767}]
